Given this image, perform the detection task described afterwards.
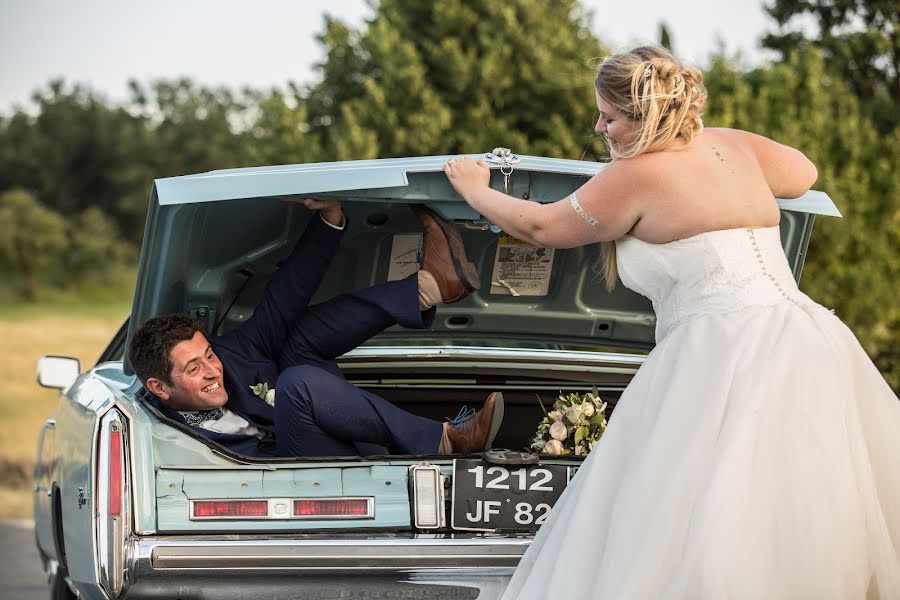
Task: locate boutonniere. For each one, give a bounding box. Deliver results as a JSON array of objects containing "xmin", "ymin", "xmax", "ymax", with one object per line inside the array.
[{"xmin": 249, "ymin": 381, "xmax": 276, "ymax": 406}]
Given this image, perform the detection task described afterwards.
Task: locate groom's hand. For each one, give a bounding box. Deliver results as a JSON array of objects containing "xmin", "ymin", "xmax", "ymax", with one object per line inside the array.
[{"xmin": 284, "ymin": 198, "xmax": 344, "ymax": 227}]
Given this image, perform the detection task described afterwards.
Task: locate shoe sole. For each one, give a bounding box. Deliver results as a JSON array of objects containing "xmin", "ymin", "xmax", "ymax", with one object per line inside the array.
[
  {"xmin": 418, "ymin": 205, "xmax": 482, "ymax": 294},
  {"xmin": 483, "ymin": 392, "xmax": 505, "ymax": 451}
]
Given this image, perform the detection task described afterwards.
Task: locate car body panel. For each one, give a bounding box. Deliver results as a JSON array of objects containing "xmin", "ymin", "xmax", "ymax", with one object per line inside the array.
[{"xmin": 156, "ymin": 464, "xmax": 412, "ymax": 531}]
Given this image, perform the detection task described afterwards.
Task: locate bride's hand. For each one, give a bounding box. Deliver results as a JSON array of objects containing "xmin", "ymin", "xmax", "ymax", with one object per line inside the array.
[{"xmin": 443, "ymin": 156, "xmax": 491, "ymax": 202}]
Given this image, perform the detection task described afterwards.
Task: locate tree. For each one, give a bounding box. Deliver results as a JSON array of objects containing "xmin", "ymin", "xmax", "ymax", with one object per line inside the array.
[
  {"xmin": 0, "ymin": 189, "xmax": 67, "ymax": 300},
  {"xmin": 0, "ymin": 81, "xmax": 150, "ymax": 242},
  {"xmin": 762, "ymin": 0, "xmax": 898, "ymax": 131},
  {"xmin": 127, "ymin": 79, "xmax": 251, "ymax": 177},
  {"xmin": 659, "ymin": 22, "xmax": 674, "ymax": 53},
  {"xmin": 61, "ymin": 207, "xmax": 135, "ymax": 290},
  {"xmin": 238, "ymin": 85, "xmax": 322, "ymax": 167},
  {"xmin": 306, "ymin": 0, "xmax": 609, "ymax": 160}
]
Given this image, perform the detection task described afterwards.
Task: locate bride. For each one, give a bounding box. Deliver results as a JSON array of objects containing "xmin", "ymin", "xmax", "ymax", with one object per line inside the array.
[{"xmin": 444, "ymin": 46, "xmax": 899, "ymax": 599}]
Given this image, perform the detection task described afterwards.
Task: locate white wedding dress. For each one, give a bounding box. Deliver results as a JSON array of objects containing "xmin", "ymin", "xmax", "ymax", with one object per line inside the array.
[{"xmin": 501, "ymin": 226, "xmax": 900, "ymax": 600}]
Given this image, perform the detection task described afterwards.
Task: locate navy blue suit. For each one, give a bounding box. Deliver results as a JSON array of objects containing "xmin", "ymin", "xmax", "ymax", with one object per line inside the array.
[{"xmin": 146, "ymin": 215, "xmax": 443, "ymax": 457}]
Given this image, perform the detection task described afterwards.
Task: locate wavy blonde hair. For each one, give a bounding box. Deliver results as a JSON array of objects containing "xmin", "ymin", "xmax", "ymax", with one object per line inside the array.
[{"xmin": 594, "ymin": 46, "xmax": 707, "ymax": 289}]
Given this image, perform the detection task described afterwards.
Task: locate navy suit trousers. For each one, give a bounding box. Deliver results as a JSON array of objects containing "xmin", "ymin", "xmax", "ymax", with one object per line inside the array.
[{"xmin": 273, "ymin": 273, "xmax": 443, "ymax": 457}]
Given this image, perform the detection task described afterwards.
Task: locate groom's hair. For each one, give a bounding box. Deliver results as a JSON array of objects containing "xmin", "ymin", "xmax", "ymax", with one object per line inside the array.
[{"xmin": 129, "ymin": 314, "xmax": 204, "ymax": 385}]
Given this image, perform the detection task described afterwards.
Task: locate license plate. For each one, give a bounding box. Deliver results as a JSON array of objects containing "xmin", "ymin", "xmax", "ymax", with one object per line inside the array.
[{"xmin": 450, "ymin": 459, "xmax": 570, "ymax": 532}]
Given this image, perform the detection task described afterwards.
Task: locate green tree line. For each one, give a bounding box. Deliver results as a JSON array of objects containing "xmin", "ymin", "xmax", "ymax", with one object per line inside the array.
[{"xmin": 1, "ymin": 0, "xmax": 896, "ymax": 388}]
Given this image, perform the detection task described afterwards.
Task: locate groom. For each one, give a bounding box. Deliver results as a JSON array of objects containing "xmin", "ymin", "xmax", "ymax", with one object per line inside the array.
[{"xmin": 128, "ymin": 200, "xmax": 503, "ymax": 458}]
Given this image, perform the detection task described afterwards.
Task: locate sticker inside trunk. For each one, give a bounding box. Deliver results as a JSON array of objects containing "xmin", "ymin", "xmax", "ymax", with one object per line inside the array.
[{"xmin": 489, "ymin": 235, "xmax": 555, "ymax": 296}]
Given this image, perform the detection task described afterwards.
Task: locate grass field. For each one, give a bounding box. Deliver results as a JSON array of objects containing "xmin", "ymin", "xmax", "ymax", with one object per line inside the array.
[{"xmin": 0, "ymin": 284, "xmax": 131, "ymax": 519}]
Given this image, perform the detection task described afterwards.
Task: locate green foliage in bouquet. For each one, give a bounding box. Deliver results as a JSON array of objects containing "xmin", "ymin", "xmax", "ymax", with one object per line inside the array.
[{"xmin": 530, "ymin": 389, "xmax": 608, "ymax": 456}]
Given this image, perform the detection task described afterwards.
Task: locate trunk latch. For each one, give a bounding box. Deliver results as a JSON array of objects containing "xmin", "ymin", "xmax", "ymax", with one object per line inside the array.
[
  {"xmin": 483, "ymin": 449, "xmax": 540, "ymax": 465},
  {"xmin": 483, "ymin": 147, "xmax": 520, "ymax": 194}
]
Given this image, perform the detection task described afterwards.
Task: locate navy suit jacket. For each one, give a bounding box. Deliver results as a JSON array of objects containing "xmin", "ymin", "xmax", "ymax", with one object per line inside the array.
[{"xmin": 144, "ymin": 215, "xmax": 344, "ymax": 457}]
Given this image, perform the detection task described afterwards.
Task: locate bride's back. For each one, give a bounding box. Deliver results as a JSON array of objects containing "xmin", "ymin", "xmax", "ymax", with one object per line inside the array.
[{"xmin": 623, "ymin": 127, "xmax": 817, "ymax": 244}]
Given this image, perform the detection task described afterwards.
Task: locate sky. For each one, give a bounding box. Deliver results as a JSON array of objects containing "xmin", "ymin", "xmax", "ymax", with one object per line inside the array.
[{"xmin": 0, "ymin": 0, "xmax": 775, "ymax": 114}]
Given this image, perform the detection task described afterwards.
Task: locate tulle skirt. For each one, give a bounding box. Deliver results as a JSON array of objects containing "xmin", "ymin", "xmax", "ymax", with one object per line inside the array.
[{"xmin": 501, "ymin": 301, "xmax": 900, "ymax": 599}]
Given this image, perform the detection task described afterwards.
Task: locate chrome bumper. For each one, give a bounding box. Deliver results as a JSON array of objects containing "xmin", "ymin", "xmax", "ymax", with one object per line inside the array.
[{"xmin": 124, "ymin": 534, "xmax": 529, "ymax": 599}]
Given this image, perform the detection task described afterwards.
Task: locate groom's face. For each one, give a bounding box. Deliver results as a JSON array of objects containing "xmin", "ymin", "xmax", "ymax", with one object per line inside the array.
[{"xmin": 146, "ymin": 331, "xmax": 228, "ymax": 411}]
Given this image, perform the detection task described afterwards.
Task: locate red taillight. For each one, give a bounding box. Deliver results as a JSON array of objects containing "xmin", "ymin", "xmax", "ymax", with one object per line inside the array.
[
  {"xmin": 96, "ymin": 411, "xmax": 128, "ymax": 599},
  {"xmin": 108, "ymin": 429, "xmax": 123, "ymax": 516},
  {"xmin": 294, "ymin": 499, "xmax": 369, "ymax": 517},
  {"xmin": 193, "ymin": 500, "xmax": 269, "ymax": 518}
]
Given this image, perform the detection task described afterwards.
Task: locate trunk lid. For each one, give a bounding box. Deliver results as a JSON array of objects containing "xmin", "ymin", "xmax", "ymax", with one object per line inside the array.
[{"xmin": 126, "ymin": 153, "xmax": 839, "ymax": 367}]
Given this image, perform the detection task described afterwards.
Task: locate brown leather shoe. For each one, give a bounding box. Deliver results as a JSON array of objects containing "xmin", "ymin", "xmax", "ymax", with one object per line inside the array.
[
  {"xmin": 446, "ymin": 392, "xmax": 505, "ymax": 454},
  {"xmin": 411, "ymin": 204, "xmax": 481, "ymax": 303}
]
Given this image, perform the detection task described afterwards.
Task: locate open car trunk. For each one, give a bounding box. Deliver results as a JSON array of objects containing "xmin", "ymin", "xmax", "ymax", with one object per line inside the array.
[{"xmin": 123, "ymin": 153, "xmax": 838, "ymax": 538}]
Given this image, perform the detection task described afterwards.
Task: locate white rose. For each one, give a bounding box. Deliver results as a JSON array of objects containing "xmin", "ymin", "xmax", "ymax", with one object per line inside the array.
[
  {"xmin": 549, "ymin": 420, "xmax": 568, "ymax": 441},
  {"xmin": 545, "ymin": 439, "xmax": 564, "ymax": 455},
  {"xmin": 264, "ymin": 388, "xmax": 276, "ymax": 406},
  {"xmin": 549, "ymin": 410, "xmax": 564, "ymax": 422},
  {"xmin": 582, "ymin": 402, "xmax": 595, "ymax": 417},
  {"xmin": 565, "ymin": 406, "xmax": 582, "ymax": 424}
]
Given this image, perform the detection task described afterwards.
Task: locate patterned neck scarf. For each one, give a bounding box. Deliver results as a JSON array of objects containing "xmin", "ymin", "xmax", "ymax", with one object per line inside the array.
[{"xmin": 179, "ymin": 407, "xmax": 226, "ymax": 428}]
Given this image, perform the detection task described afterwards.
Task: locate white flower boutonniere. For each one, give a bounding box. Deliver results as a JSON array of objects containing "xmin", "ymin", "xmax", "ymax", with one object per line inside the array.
[{"xmin": 249, "ymin": 381, "xmax": 276, "ymax": 406}]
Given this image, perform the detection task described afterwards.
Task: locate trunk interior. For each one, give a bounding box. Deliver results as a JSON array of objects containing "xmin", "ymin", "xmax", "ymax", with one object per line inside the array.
[{"xmin": 345, "ymin": 364, "xmax": 631, "ymax": 452}]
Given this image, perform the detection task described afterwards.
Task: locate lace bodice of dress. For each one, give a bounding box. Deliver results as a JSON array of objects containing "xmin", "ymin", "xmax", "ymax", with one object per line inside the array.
[{"xmin": 617, "ymin": 226, "xmax": 809, "ymax": 341}]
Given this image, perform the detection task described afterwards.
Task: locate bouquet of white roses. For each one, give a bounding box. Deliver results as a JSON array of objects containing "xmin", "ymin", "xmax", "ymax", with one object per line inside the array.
[{"xmin": 530, "ymin": 389, "xmax": 608, "ymax": 456}]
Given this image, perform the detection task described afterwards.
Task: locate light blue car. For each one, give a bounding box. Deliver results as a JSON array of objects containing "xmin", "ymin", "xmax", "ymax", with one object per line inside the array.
[{"xmin": 32, "ymin": 149, "xmax": 839, "ymax": 599}]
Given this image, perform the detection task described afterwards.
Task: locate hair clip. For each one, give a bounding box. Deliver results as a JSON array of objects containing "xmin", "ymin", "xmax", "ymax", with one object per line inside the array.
[
  {"xmin": 643, "ymin": 66, "xmax": 652, "ymax": 79},
  {"xmin": 674, "ymin": 74, "xmax": 683, "ymax": 84}
]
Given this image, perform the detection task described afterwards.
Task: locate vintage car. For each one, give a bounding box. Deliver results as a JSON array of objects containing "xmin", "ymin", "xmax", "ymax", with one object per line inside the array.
[{"xmin": 32, "ymin": 150, "xmax": 839, "ymax": 599}]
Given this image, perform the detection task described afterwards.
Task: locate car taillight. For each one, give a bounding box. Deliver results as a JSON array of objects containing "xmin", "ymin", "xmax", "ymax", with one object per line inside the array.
[
  {"xmin": 294, "ymin": 498, "xmax": 369, "ymax": 517},
  {"xmin": 107, "ymin": 429, "xmax": 123, "ymax": 516},
  {"xmin": 96, "ymin": 409, "xmax": 128, "ymax": 599},
  {"xmin": 190, "ymin": 497, "xmax": 374, "ymax": 520},
  {"xmin": 193, "ymin": 500, "xmax": 269, "ymax": 518}
]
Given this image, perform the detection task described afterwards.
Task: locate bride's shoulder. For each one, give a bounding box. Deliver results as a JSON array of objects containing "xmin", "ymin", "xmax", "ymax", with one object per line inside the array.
[
  {"xmin": 703, "ymin": 127, "xmax": 770, "ymax": 148},
  {"xmin": 602, "ymin": 152, "xmax": 660, "ymax": 174},
  {"xmin": 701, "ymin": 127, "xmax": 745, "ymax": 137}
]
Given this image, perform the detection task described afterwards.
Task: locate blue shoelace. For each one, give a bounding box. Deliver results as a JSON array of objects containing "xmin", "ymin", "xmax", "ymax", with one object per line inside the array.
[{"xmin": 446, "ymin": 406, "xmax": 477, "ymax": 429}]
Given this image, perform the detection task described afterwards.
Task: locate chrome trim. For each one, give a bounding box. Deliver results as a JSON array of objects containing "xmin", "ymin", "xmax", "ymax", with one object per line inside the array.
[
  {"xmin": 96, "ymin": 409, "xmax": 129, "ymax": 598},
  {"xmin": 131, "ymin": 536, "xmax": 530, "ymax": 572},
  {"xmin": 357, "ymin": 381, "xmax": 632, "ymax": 390},
  {"xmin": 341, "ymin": 346, "xmax": 647, "ymax": 367},
  {"xmin": 158, "ymin": 460, "xmax": 411, "ymax": 471},
  {"xmin": 189, "ymin": 497, "xmax": 375, "ymax": 521}
]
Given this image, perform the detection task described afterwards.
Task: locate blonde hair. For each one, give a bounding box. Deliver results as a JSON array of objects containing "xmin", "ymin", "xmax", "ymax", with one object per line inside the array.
[{"xmin": 594, "ymin": 46, "xmax": 707, "ymax": 289}]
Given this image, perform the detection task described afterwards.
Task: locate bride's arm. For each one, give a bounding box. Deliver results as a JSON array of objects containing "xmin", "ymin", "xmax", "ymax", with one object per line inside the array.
[
  {"xmin": 444, "ymin": 157, "xmax": 642, "ymax": 248},
  {"xmin": 736, "ymin": 130, "xmax": 818, "ymax": 199}
]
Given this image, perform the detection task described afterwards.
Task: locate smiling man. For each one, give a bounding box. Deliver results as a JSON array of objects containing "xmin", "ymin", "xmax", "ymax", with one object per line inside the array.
[{"xmin": 128, "ymin": 201, "xmax": 504, "ymax": 458}]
